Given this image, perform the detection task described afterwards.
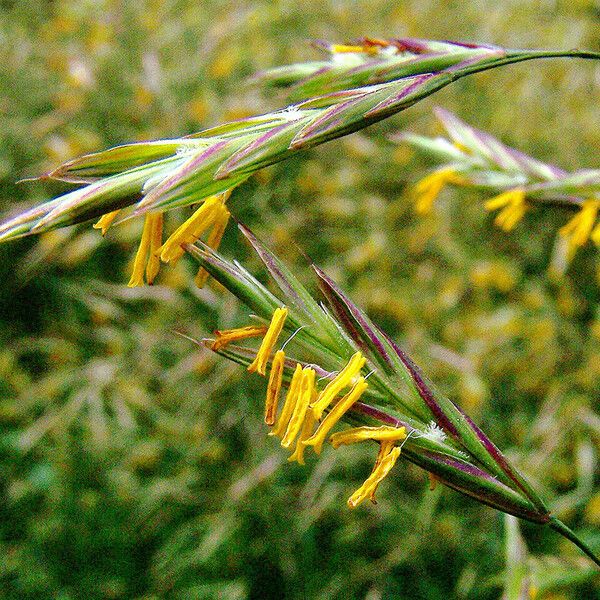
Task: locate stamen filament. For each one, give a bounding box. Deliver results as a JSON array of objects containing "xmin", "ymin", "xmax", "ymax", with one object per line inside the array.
[
  {"xmin": 210, "ymin": 325, "xmax": 268, "ymax": 352},
  {"xmin": 93, "ymin": 210, "xmax": 121, "ymax": 236},
  {"xmin": 311, "ymin": 352, "xmax": 366, "ymax": 420},
  {"xmin": 264, "ymin": 350, "xmax": 285, "ymax": 425},
  {"xmin": 281, "ymin": 368, "xmax": 315, "ymax": 448},
  {"xmin": 347, "ymin": 443, "xmax": 401, "ymax": 508},
  {"xmin": 248, "ymin": 307, "xmax": 289, "ymax": 376},
  {"xmin": 270, "ymin": 363, "xmax": 303, "ymax": 438},
  {"xmin": 304, "ymin": 377, "xmax": 368, "ymax": 454},
  {"xmin": 329, "ymin": 425, "xmax": 407, "ymax": 449}
]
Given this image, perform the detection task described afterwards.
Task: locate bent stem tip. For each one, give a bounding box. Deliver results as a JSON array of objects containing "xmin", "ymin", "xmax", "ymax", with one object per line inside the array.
[{"xmin": 549, "ymin": 516, "xmax": 600, "ymax": 568}]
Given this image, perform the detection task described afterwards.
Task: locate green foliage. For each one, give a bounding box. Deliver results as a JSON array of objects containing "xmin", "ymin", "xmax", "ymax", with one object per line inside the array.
[{"xmin": 0, "ymin": 1, "xmax": 598, "ymax": 599}]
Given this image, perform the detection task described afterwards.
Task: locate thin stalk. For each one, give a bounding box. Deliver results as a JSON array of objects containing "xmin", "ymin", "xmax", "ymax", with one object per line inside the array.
[
  {"xmin": 453, "ymin": 49, "xmax": 600, "ymax": 81},
  {"xmin": 549, "ymin": 516, "xmax": 600, "ymax": 568}
]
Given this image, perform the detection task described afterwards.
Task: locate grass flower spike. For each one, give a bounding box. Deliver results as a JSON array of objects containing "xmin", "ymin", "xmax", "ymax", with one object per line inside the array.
[
  {"xmin": 182, "ymin": 223, "xmax": 600, "ymax": 567},
  {"xmin": 398, "ymin": 108, "xmax": 600, "ymax": 262},
  {"xmin": 0, "ymin": 38, "xmax": 598, "ymax": 287}
]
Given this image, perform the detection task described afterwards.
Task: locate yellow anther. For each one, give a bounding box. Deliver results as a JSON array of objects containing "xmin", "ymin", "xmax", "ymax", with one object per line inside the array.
[
  {"xmin": 559, "ymin": 199, "xmax": 600, "ymax": 260},
  {"xmin": 270, "ymin": 363, "xmax": 303, "ymax": 438},
  {"xmin": 311, "ymin": 352, "xmax": 366, "ymax": 420},
  {"xmin": 248, "ymin": 307, "xmax": 289, "ymax": 376},
  {"xmin": 484, "ymin": 189, "xmax": 526, "ymax": 231},
  {"xmin": 210, "ymin": 325, "xmax": 268, "ymax": 352},
  {"xmin": 288, "ymin": 409, "xmax": 316, "ymax": 465},
  {"xmin": 158, "ymin": 193, "xmax": 226, "ymax": 264},
  {"xmin": 264, "ymin": 350, "xmax": 285, "ymax": 425},
  {"xmin": 347, "ymin": 443, "xmax": 401, "ymax": 508},
  {"xmin": 195, "ymin": 205, "xmax": 230, "ymax": 288},
  {"xmin": 453, "ymin": 141, "xmax": 472, "ymax": 155},
  {"xmin": 331, "ymin": 44, "xmax": 367, "ymax": 53},
  {"xmin": 329, "ymin": 425, "xmax": 406, "ymax": 449},
  {"xmin": 528, "ymin": 586, "xmax": 539, "ymax": 600},
  {"xmin": 368, "ymin": 440, "xmax": 395, "ymax": 502},
  {"xmin": 281, "ymin": 368, "xmax": 315, "ymax": 448},
  {"xmin": 413, "ymin": 168, "xmax": 466, "ymax": 215},
  {"xmin": 304, "ymin": 376, "xmax": 368, "ymax": 454},
  {"xmin": 93, "ymin": 209, "xmax": 120, "ymax": 236},
  {"xmin": 145, "ymin": 213, "xmax": 163, "ymax": 285},
  {"xmin": 128, "ymin": 212, "xmax": 158, "ymax": 287}
]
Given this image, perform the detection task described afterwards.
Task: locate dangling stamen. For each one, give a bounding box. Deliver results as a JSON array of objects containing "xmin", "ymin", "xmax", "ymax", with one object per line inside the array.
[
  {"xmin": 484, "ymin": 189, "xmax": 526, "ymax": 231},
  {"xmin": 288, "ymin": 409, "xmax": 316, "ymax": 465},
  {"xmin": 248, "ymin": 307, "xmax": 289, "ymax": 376},
  {"xmin": 270, "ymin": 363, "xmax": 303, "ymax": 438},
  {"xmin": 210, "ymin": 325, "xmax": 268, "ymax": 352},
  {"xmin": 329, "ymin": 425, "xmax": 407, "ymax": 449},
  {"xmin": 281, "ymin": 367, "xmax": 315, "ymax": 448},
  {"xmin": 195, "ymin": 205, "xmax": 231, "ymax": 288},
  {"xmin": 264, "ymin": 350, "xmax": 285, "ymax": 425},
  {"xmin": 413, "ymin": 168, "xmax": 466, "ymax": 215},
  {"xmin": 558, "ymin": 198, "xmax": 600, "ymax": 260},
  {"xmin": 158, "ymin": 193, "xmax": 225, "ymax": 264},
  {"xmin": 303, "ymin": 376, "xmax": 368, "ymax": 454},
  {"xmin": 368, "ymin": 440, "xmax": 395, "ymax": 503},
  {"xmin": 347, "ymin": 443, "xmax": 401, "ymax": 508},
  {"xmin": 145, "ymin": 213, "xmax": 164, "ymax": 285},
  {"xmin": 311, "ymin": 352, "xmax": 366, "ymax": 420},
  {"xmin": 93, "ymin": 209, "xmax": 121, "ymax": 236},
  {"xmin": 128, "ymin": 213, "xmax": 156, "ymax": 287}
]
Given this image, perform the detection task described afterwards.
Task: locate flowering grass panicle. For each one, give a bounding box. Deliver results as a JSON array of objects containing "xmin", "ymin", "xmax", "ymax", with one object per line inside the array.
[
  {"xmin": 397, "ymin": 108, "xmax": 600, "ymax": 262},
  {"xmin": 183, "ymin": 222, "xmax": 599, "ymax": 565},
  {"xmin": 0, "ymin": 39, "xmax": 598, "ymax": 285}
]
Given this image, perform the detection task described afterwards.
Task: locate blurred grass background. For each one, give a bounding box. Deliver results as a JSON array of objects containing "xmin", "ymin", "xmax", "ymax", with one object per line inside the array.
[{"xmin": 0, "ymin": 1, "xmax": 599, "ymax": 598}]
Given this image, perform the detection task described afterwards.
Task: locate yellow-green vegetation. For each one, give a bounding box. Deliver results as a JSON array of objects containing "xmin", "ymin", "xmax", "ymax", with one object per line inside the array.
[{"xmin": 0, "ymin": 1, "xmax": 598, "ymax": 599}]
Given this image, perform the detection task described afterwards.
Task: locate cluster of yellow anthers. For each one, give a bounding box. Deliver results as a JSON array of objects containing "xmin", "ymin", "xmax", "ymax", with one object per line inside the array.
[
  {"xmin": 93, "ymin": 190, "xmax": 232, "ymax": 288},
  {"xmin": 210, "ymin": 307, "xmax": 407, "ymax": 508},
  {"xmin": 558, "ymin": 198, "xmax": 600, "ymax": 259},
  {"xmin": 414, "ymin": 169, "xmax": 600, "ymax": 254},
  {"xmin": 413, "ymin": 170, "xmax": 529, "ymax": 231}
]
